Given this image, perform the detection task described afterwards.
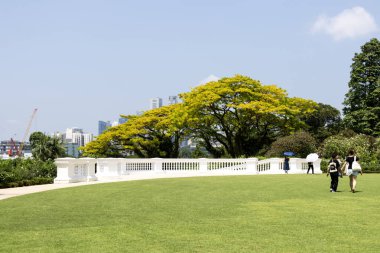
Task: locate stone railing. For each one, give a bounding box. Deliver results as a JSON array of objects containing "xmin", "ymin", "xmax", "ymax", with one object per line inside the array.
[{"xmin": 54, "ymin": 157, "xmax": 322, "ymax": 183}]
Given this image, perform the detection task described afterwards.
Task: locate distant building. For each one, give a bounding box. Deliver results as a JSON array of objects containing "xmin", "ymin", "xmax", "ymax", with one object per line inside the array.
[
  {"xmin": 150, "ymin": 97, "xmax": 163, "ymax": 109},
  {"xmin": 98, "ymin": 121, "xmax": 111, "ymax": 135},
  {"xmin": 118, "ymin": 117, "xmax": 127, "ymax": 124},
  {"xmin": 83, "ymin": 133, "xmax": 93, "ymax": 146},
  {"xmin": 65, "ymin": 143, "xmax": 80, "ymax": 158},
  {"xmin": 168, "ymin": 95, "xmax": 178, "ymax": 105},
  {"xmin": 62, "ymin": 128, "xmax": 94, "ymax": 157},
  {"xmin": 0, "ymin": 140, "xmax": 31, "ymax": 157},
  {"xmin": 72, "ymin": 132, "xmax": 83, "ymax": 146},
  {"xmin": 66, "ymin": 128, "xmax": 83, "ymax": 142}
]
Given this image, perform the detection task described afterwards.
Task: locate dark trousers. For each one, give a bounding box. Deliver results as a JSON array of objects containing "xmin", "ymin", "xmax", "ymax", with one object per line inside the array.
[
  {"xmin": 307, "ymin": 164, "xmax": 314, "ymax": 174},
  {"xmin": 330, "ymin": 172, "xmax": 339, "ymax": 191}
]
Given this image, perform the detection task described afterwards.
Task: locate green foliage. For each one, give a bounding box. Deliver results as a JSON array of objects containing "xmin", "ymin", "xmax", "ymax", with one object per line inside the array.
[
  {"xmin": 266, "ymin": 131, "xmax": 317, "ymax": 157},
  {"xmin": 181, "ymin": 75, "xmax": 317, "ymax": 158},
  {"xmin": 343, "ymin": 38, "xmax": 380, "ymax": 136},
  {"xmin": 303, "ymin": 103, "xmax": 342, "ymax": 142},
  {"xmin": 178, "ymin": 146, "xmax": 211, "ymax": 158},
  {"xmin": 0, "ymin": 158, "xmax": 56, "ymax": 188},
  {"xmin": 84, "ymin": 75, "xmax": 321, "ymax": 158},
  {"xmin": 29, "ymin": 132, "xmax": 66, "ymax": 161},
  {"xmin": 82, "ymin": 104, "xmax": 187, "ymax": 158},
  {"xmin": 319, "ymin": 134, "xmax": 380, "ymax": 172}
]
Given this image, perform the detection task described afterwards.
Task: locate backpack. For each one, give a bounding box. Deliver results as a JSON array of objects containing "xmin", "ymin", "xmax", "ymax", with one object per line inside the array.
[{"xmin": 328, "ymin": 160, "xmax": 337, "ymax": 173}]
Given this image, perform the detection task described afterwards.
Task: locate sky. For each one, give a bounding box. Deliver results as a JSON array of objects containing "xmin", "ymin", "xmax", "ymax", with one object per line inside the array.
[{"xmin": 1, "ymin": 0, "xmax": 380, "ymax": 141}]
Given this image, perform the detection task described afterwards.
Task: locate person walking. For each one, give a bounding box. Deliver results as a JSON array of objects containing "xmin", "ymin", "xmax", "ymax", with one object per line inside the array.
[
  {"xmin": 284, "ymin": 156, "xmax": 290, "ymax": 174},
  {"xmin": 344, "ymin": 150, "xmax": 363, "ymax": 193},
  {"xmin": 307, "ymin": 162, "xmax": 314, "ymax": 174},
  {"xmin": 326, "ymin": 153, "xmax": 341, "ymax": 192}
]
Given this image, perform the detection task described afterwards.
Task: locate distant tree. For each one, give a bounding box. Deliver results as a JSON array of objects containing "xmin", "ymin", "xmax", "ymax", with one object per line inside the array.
[
  {"xmin": 29, "ymin": 132, "xmax": 65, "ymax": 161},
  {"xmin": 29, "ymin": 132, "xmax": 46, "ymax": 150},
  {"xmin": 266, "ymin": 131, "xmax": 317, "ymax": 158},
  {"xmin": 180, "ymin": 75, "xmax": 317, "ymax": 157},
  {"xmin": 303, "ymin": 103, "xmax": 342, "ymax": 142},
  {"xmin": 343, "ymin": 38, "xmax": 380, "ymax": 136},
  {"xmin": 82, "ymin": 104, "xmax": 187, "ymax": 158}
]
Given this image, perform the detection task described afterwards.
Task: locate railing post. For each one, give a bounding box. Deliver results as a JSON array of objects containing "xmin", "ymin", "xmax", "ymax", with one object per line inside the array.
[
  {"xmin": 246, "ymin": 158, "xmax": 258, "ymax": 173},
  {"xmin": 313, "ymin": 159, "xmax": 322, "ymax": 174},
  {"xmin": 152, "ymin": 158, "xmax": 163, "ymax": 173},
  {"xmin": 199, "ymin": 158, "xmax": 208, "ymax": 172},
  {"xmin": 289, "ymin": 158, "xmax": 300, "ymax": 174},
  {"xmin": 269, "ymin": 158, "xmax": 283, "ymax": 174},
  {"xmin": 85, "ymin": 158, "xmax": 97, "ymax": 182},
  {"xmin": 54, "ymin": 158, "xmax": 75, "ymax": 183}
]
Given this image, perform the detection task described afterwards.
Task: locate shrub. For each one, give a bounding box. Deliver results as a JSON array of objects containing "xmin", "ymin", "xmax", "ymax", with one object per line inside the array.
[
  {"xmin": 266, "ymin": 131, "xmax": 317, "ymax": 158},
  {"xmin": 319, "ymin": 134, "xmax": 380, "ymax": 172},
  {"xmin": 0, "ymin": 158, "xmax": 57, "ymax": 188}
]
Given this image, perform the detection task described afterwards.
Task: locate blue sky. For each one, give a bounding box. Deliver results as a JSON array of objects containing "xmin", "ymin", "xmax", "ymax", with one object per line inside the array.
[{"xmin": 1, "ymin": 0, "xmax": 380, "ymax": 140}]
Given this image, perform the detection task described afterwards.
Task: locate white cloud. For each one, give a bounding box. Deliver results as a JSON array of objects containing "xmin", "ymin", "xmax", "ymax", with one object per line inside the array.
[
  {"xmin": 311, "ymin": 6, "xmax": 378, "ymax": 41},
  {"xmin": 199, "ymin": 74, "xmax": 220, "ymax": 85}
]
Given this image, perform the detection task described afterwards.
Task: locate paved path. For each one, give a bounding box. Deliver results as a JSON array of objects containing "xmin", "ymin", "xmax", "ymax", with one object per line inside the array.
[
  {"xmin": 0, "ymin": 181, "xmax": 104, "ymax": 201},
  {"xmin": 0, "ymin": 173, "xmax": 222, "ymax": 201}
]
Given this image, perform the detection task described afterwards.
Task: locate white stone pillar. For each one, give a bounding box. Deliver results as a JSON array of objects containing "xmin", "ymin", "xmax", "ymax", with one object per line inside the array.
[
  {"xmin": 199, "ymin": 158, "xmax": 208, "ymax": 173},
  {"xmin": 269, "ymin": 158, "xmax": 283, "ymax": 174},
  {"xmin": 84, "ymin": 158, "xmax": 97, "ymax": 182},
  {"xmin": 54, "ymin": 158, "xmax": 76, "ymax": 183},
  {"xmin": 289, "ymin": 158, "xmax": 301, "ymax": 174},
  {"xmin": 246, "ymin": 158, "xmax": 258, "ymax": 174},
  {"xmin": 313, "ymin": 159, "xmax": 322, "ymax": 174},
  {"xmin": 152, "ymin": 158, "xmax": 163, "ymax": 173}
]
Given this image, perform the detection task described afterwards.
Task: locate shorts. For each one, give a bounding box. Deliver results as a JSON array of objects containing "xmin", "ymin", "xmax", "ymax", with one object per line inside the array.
[{"xmin": 347, "ymin": 169, "xmax": 360, "ymax": 177}]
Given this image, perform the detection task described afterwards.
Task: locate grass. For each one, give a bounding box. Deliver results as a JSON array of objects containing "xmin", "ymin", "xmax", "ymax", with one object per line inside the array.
[{"xmin": 1, "ymin": 174, "xmax": 380, "ymax": 252}]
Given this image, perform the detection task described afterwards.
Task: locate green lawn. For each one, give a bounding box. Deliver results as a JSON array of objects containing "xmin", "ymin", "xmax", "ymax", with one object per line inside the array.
[{"xmin": 1, "ymin": 174, "xmax": 379, "ymax": 253}]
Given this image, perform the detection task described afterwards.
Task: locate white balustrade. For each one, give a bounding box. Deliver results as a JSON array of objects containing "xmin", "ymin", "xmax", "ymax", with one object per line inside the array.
[
  {"xmin": 54, "ymin": 157, "xmax": 321, "ymax": 184},
  {"xmin": 54, "ymin": 158, "xmax": 97, "ymax": 183}
]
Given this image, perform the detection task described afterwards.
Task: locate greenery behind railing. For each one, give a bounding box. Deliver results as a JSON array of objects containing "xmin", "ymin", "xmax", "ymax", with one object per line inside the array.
[{"xmin": 0, "ymin": 158, "xmax": 56, "ymax": 188}]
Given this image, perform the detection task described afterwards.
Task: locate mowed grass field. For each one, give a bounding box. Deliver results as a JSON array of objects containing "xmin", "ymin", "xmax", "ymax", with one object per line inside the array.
[{"xmin": 1, "ymin": 174, "xmax": 379, "ymax": 253}]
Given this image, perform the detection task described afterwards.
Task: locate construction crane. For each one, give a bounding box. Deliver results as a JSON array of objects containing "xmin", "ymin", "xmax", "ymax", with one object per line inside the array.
[{"xmin": 18, "ymin": 108, "xmax": 38, "ymax": 156}]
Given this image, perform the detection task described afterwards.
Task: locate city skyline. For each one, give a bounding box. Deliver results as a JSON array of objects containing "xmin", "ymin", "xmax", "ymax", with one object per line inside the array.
[{"xmin": 1, "ymin": 1, "xmax": 380, "ymax": 140}]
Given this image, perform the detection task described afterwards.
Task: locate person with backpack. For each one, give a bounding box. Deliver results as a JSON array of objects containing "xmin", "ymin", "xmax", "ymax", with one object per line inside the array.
[
  {"xmin": 343, "ymin": 150, "xmax": 363, "ymax": 193},
  {"xmin": 326, "ymin": 153, "xmax": 341, "ymax": 192}
]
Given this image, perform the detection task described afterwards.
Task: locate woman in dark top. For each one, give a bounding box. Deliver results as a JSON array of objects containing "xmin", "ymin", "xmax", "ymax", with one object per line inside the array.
[{"xmin": 344, "ymin": 150, "xmax": 363, "ymax": 193}]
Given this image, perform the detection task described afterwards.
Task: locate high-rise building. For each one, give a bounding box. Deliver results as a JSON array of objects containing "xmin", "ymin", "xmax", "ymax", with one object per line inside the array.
[
  {"xmin": 72, "ymin": 132, "xmax": 83, "ymax": 146},
  {"xmin": 83, "ymin": 133, "xmax": 93, "ymax": 146},
  {"xmin": 150, "ymin": 97, "xmax": 163, "ymax": 109},
  {"xmin": 168, "ymin": 96, "xmax": 178, "ymax": 105},
  {"xmin": 66, "ymin": 128, "xmax": 83, "ymax": 142},
  {"xmin": 65, "ymin": 143, "xmax": 80, "ymax": 158},
  {"xmin": 98, "ymin": 121, "xmax": 111, "ymax": 135}
]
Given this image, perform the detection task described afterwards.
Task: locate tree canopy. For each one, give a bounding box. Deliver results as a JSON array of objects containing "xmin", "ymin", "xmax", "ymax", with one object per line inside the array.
[
  {"xmin": 82, "ymin": 104, "xmax": 187, "ymax": 158},
  {"xmin": 303, "ymin": 103, "xmax": 342, "ymax": 142},
  {"xmin": 29, "ymin": 132, "xmax": 66, "ymax": 161},
  {"xmin": 180, "ymin": 75, "xmax": 317, "ymax": 157},
  {"xmin": 343, "ymin": 38, "xmax": 380, "ymax": 136},
  {"xmin": 84, "ymin": 75, "xmax": 318, "ymax": 158},
  {"xmin": 266, "ymin": 131, "xmax": 317, "ymax": 158}
]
